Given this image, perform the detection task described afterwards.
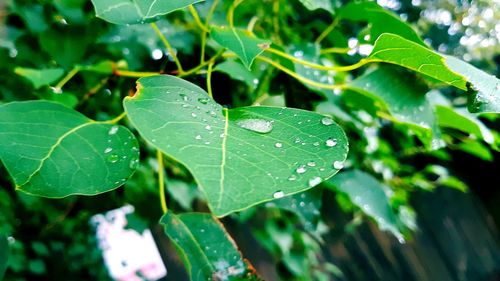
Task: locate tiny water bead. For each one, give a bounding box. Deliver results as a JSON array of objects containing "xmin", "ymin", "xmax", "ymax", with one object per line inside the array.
[
  {"xmin": 198, "ymin": 97, "xmax": 210, "ymax": 104},
  {"xmin": 296, "ymin": 165, "xmax": 307, "ymax": 174},
  {"xmin": 106, "ymin": 154, "xmax": 119, "ymax": 163},
  {"xmin": 308, "ymin": 176, "xmax": 322, "ymax": 187},
  {"xmin": 307, "ymin": 161, "xmax": 316, "ymax": 167},
  {"xmin": 195, "ymin": 135, "xmax": 202, "ymax": 140},
  {"xmin": 275, "ymin": 142, "xmax": 283, "ymax": 148},
  {"xmin": 104, "ymin": 147, "xmax": 113, "ymax": 154},
  {"xmin": 288, "ymin": 175, "xmax": 297, "ymax": 181},
  {"xmin": 333, "ymin": 161, "xmax": 344, "ymax": 170},
  {"xmin": 108, "ymin": 126, "xmax": 119, "ymax": 135},
  {"xmin": 273, "ymin": 190, "xmax": 285, "ymax": 198},
  {"xmin": 236, "ymin": 118, "xmax": 273, "ymax": 133},
  {"xmin": 321, "ymin": 117, "xmax": 334, "ymax": 126},
  {"xmin": 326, "ymin": 138, "xmax": 338, "ymax": 147}
]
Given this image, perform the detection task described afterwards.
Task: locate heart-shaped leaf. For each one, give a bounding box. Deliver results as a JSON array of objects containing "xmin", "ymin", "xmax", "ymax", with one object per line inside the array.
[
  {"xmin": 124, "ymin": 75, "xmax": 348, "ymax": 216},
  {"xmin": 368, "ymin": 33, "xmax": 467, "ymax": 90},
  {"xmin": 211, "ymin": 26, "xmax": 271, "ymax": 69},
  {"xmin": 326, "ymin": 170, "xmax": 404, "ymax": 241},
  {"xmin": 0, "ymin": 235, "xmax": 8, "ymax": 280},
  {"xmin": 0, "ymin": 101, "xmax": 139, "ymax": 197},
  {"xmin": 161, "ymin": 212, "xmax": 261, "ymax": 281},
  {"xmin": 91, "ymin": 0, "xmax": 203, "ymax": 25}
]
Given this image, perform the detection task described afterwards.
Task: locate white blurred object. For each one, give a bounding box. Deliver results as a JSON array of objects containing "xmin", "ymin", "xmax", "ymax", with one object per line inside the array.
[{"xmin": 91, "ymin": 205, "xmax": 167, "ymax": 281}]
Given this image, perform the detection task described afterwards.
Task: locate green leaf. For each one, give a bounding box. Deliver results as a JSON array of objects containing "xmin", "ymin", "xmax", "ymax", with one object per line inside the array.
[
  {"xmin": 161, "ymin": 212, "xmax": 258, "ymax": 281},
  {"xmin": 443, "ymin": 55, "xmax": 500, "ymax": 113},
  {"xmin": 14, "ymin": 67, "xmax": 64, "ymax": 89},
  {"xmin": 215, "ymin": 59, "xmax": 259, "ymax": 89},
  {"xmin": 327, "ymin": 170, "xmax": 403, "ymax": 241},
  {"xmin": 337, "ymin": 2, "xmax": 424, "ymax": 45},
  {"xmin": 367, "ymin": 33, "xmax": 467, "ymax": 90},
  {"xmin": 0, "ymin": 235, "xmax": 8, "ymax": 280},
  {"xmin": 348, "ymin": 66, "xmax": 441, "ymax": 149},
  {"xmin": 297, "ymin": 0, "xmax": 333, "ymax": 12},
  {"xmin": 211, "ymin": 26, "xmax": 271, "ymax": 69},
  {"xmin": 428, "ymin": 91, "xmax": 494, "ymax": 144},
  {"xmin": 91, "ymin": 0, "xmax": 203, "ymax": 25},
  {"xmin": 270, "ymin": 189, "xmax": 322, "ymax": 232},
  {"xmin": 124, "ymin": 75, "xmax": 348, "ymax": 217},
  {"xmin": 0, "ymin": 101, "xmax": 139, "ymax": 197}
]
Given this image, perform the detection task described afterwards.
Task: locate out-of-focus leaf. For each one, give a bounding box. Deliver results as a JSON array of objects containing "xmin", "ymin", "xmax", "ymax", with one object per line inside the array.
[
  {"xmin": 348, "ymin": 66, "xmax": 441, "ymax": 149},
  {"xmin": 297, "ymin": 0, "xmax": 334, "ymax": 12},
  {"xmin": 326, "ymin": 170, "xmax": 403, "ymax": 241},
  {"xmin": 161, "ymin": 212, "xmax": 260, "ymax": 281},
  {"xmin": 14, "ymin": 68, "xmax": 64, "ymax": 89},
  {"xmin": 38, "ymin": 90, "xmax": 79, "ymax": 108},
  {"xmin": 0, "ymin": 235, "xmax": 8, "ymax": 280},
  {"xmin": 211, "ymin": 26, "xmax": 271, "ymax": 69},
  {"xmin": 166, "ymin": 179, "xmax": 201, "ymax": 210},
  {"xmin": 444, "ymin": 55, "xmax": 500, "ymax": 113},
  {"xmin": 337, "ymin": 2, "xmax": 425, "ymax": 45},
  {"xmin": 215, "ymin": 59, "xmax": 259, "ymax": 89},
  {"xmin": 91, "ymin": 0, "xmax": 203, "ymax": 25},
  {"xmin": 0, "ymin": 101, "xmax": 139, "ymax": 197},
  {"xmin": 124, "ymin": 75, "xmax": 348, "ymax": 217},
  {"xmin": 269, "ymin": 189, "xmax": 322, "ymax": 232}
]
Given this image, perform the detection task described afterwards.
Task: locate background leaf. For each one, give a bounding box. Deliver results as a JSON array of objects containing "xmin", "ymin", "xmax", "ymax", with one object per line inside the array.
[
  {"xmin": 91, "ymin": 0, "xmax": 203, "ymax": 25},
  {"xmin": 14, "ymin": 68, "xmax": 64, "ymax": 89},
  {"xmin": 124, "ymin": 75, "xmax": 348, "ymax": 216},
  {"xmin": 0, "ymin": 235, "xmax": 8, "ymax": 281},
  {"xmin": 161, "ymin": 212, "xmax": 259, "ymax": 281},
  {"xmin": 0, "ymin": 101, "xmax": 139, "ymax": 197}
]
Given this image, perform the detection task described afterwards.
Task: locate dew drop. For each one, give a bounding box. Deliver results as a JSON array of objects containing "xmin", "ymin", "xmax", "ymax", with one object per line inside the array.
[
  {"xmin": 205, "ymin": 125, "xmax": 212, "ymax": 130},
  {"xmin": 104, "ymin": 147, "xmax": 113, "ymax": 154},
  {"xmin": 313, "ymin": 142, "xmax": 320, "ymax": 146},
  {"xmin": 198, "ymin": 97, "xmax": 210, "ymax": 104},
  {"xmin": 307, "ymin": 161, "xmax": 316, "ymax": 167},
  {"xmin": 288, "ymin": 175, "xmax": 297, "ymax": 181},
  {"xmin": 237, "ymin": 119, "xmax": 273, "ymax": 133},
  {"xmin": 129, "ymin": 159, "xmax": 138, "ymax": 169},
  {"xmin": 275, "ymin": 142, "xmax": 283, "ymax": 148},
  {"xmin": 321, "ymin": 117, "xmax": 334, "ymax": 125},
  {"xmin": 326, "ymin": 138, "xmax": 338, "ymax": 147},
  {"xmin": 179, "ymin": 93, "xmax": 190, "ymax": 101},
  {"xmin": 191, "ymin": 112, "xmax": 197, "ymax": 118},
  {"xmin": 296, "ymin": 165, "xmax": 307, "ymax": 174},
  {"xmin": 107, "ymin": 154, "xmax": 119, "ymax": 163},
  {"xmin": 333, "ymin": 161, "xmax": 344, "ymax": 170},
  {"xmin": 308, "ymin": 176, "xmax": 322, "ymax": 187},
  {"xmin": 273, "ymin": 190, "xmax": 285, "ymax": 198},
  {"xmin": 108, "ymin": 126, "xmax": 119, "ymax": 135},
  {"xmin": 195, "ymin": 135, "xmax": 202, "ymax": 140}
]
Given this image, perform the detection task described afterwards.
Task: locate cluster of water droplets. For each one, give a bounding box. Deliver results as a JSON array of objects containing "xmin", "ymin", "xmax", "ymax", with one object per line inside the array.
[{"xmin": 102, "ymin": 125, "xmax": 140, "ymax": 185}]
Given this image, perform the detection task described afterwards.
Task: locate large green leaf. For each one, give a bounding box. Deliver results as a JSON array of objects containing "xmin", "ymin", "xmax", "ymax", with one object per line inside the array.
[
  {"xmin": 348, "ymin": 66, "xmax": 441, "ymax": 149},
  {"xmin": 337, "ymin": 2, "xmax": 424, "ymax": 45},
  {"xmin": 14, "ymin": 67, "xmax": 64, "ymax": 89},
  {"xmin": 124, "ymin": 75, "xmax": 348, "ymax": 216},
  {"xmin": 0, "ymin": 101, "xmax": 139, "ymax": 197},
  {"xmin": 327, "ymin": 170, "xmax": 403, "ymax": 241},
  {"xmin": 443, "ymin": 55, "xmax": 500, "ymax": 113},
  {"xmin": 211, "ymin": 26, "xmax": 271, "ymax": 69},
  {"xmin": 0, "ymin": 235, "xmax": 8, "ymax": 280},
  {"xmin": 367, "ymin": 33, "xmax": 467, "ymax": 90},
  {"xmin": 91, "ymin": 0, "xmax": 203, "ymax": 25},
  {"xmin": 161, "ymin": 212, "xmax": 260, "ymax": 281}
]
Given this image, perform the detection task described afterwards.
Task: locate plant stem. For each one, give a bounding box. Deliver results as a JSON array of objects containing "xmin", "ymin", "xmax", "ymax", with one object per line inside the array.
[
  {"xmin": 206, "ymin": 61, "xmax": 215, "ymax": 98},
  {"xmin": 320, "ymin": 47, "xmax": 351, "ymax": 54},
  {"xmin": 150, "ymin": 22, "xmax": 184, "ymax": 73},
  {"xmin": 188, "ymin": 5, "xmax": 209, "ymax": 32},
  {"xmin": 264, "ymin": 47, "xmax": 368, "ymax": 72},
  {"xmin": 114, "ymin": 70, "xmax": 160, "ymax": 77},
  {"xmin": 157, "ymin": 150, "xmax": 168, "ymax": 214},
  {"xmin": 103, "ymin": 112, "xmax": 127, "ymax": 124},
  {"xmin": 228, "ymin": 0, "xmax": 244, "ymax": 28},
  {"xmin": 200, "ymin": 0, "xmax": 219, "ymax": 63},
  {"xmin": 315, "ymin": 18, "xmax": 338, "ymax": 44},
  {"xmin": 55, "ymin": 66, "xmax": 80, "ymax": 89},
  {"xmin": 179, "ymin": 49, "xmax": 225, "ymax": 77},
  {"xmin": 272, "ymin": 0, "xmax": 282, "ymax": 44},
  {"xmin": 256, "ymin": 56, "xmax": 347, "ymax": 90}
]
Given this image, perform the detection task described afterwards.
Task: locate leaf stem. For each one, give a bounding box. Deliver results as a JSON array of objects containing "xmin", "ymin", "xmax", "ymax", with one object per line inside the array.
[
  {"xmin": 200, "ymin": 0, "xmax": 219, "ymax": 63},
  {"xmin": 315, "ymin": 18, "xmax": 339, "ymax": 44},
  {"xmin": 228, "ymin": 0, "xmax": 244, "ymax": 28},
  {"xmin": 264, "ymin": 47, "xmax": 368, "ymax": 72},
  {"xmin": 256, "ymin": 56, "xmax": 347, "ymax": 90},
  {"xmin": 179, "ymin": 49, "xmax": 225, "ymax": 77},
  {"xmin": 114, "ymin": 70, "xmax": 160, "ymax": 78},
  {"xmin": 206, "ymin": 60, "xmax": 215, "ymax": 98},
  {"xmin": 55, "ymin": 66, "xmax": 80, "ymax": 89},
  {"xmin": 157, "ymin": 150, "xmax": 168, "ymax": 214},
  {"xmin": 320, "ymin": 47, "xmax": 351, "ymax": 54},
  {"xmin": 188, "ymin": 5, "xmax": 209, "ymax": 32},
  {"xmin": 104, "ymin": 112, "xmax": 127, "ymax": 124},
  {"xmin": 150, "ymin": 22, "xmax": 184, "ymax": 73}
]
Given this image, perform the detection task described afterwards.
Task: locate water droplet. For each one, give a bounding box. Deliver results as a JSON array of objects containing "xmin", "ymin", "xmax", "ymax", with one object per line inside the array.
[
  {"xmin": 204, "ymin": 141, "xmax": 210, "ymax": 145},
  {"xmin": 333, "ymin": 161, "xmax": 344, "ymax": 170},
  {"xmin": 191, "ymin": 112, "xmax": 197, "ymax": 118},
  {"xmin": 200, "ymin": 228, "xmax": 205, "ymax": 233},
  {"xmin": 273, "ymin": 190, "xmax": 285, "ymax": 198},
  {"xmin": 307, "ymin": 161, "xmax": 316, "ymax": 167},
  {"xmin": 179, "ymin": 93, "xmax": 190, "ymax": 101},
  {"xmin": 107, "ymin": 154, "xmax": 119, "ymax": 163},
  {"xmin": 296, "ymin": 165, "xmax": 307, "ymax": 174},
  {"xmin": 198, "ymin": 97, "xmax": 210, "ymax": 104},
  {"xmin": 237, "ymin": 119, "xmax": 273, "ymax": 133},
  {"xmin": 326, "ymin": 138, "xmax": 338, "ymax": 147},
  {"xmin": 182, "ymin": 104, "xmax": 189, "ymax": 108},
  {"xmin": 275, "ymin": 142, "xmax": 283, "ymax": 148},
  {"xmin": 108, "ymin": 126, "xmax": 119, "ymax": 135},
  {"xmin": 288, "ymin": 175, "xmax": 297, "ymax": 181},
  {"xmin": 253, "ymin": 78, "xmax": 259, "ymax": 84},
  {"xmin": 299, "ymin": 201, "xmax": 306, "ymax": 207},
  {"xmin": 195, "ymin": 135, "xmax": 202, "ymax": 140},
  {"xmin": 129, "ymin": 159, "xmax": 138, "ymax": 169},
  {"xmin": 205, "ymin": 125, "xmax": 212, "ymax": 130},
  {"xmin": 321, "ymin": 117, "xmax": 334, "ymax": 125},
  {"xmin": 308, "ymin": 176, "xmax": 322, "ymax": 187},
  {"xmin": 313, "ymin": 142, "xmax": 320, "ymax": 146},
  {"xmin": 104, "ymin": 147, "xmax": 113, "ymax": 154},
  {"xmin": 219, "ymin": 133, "xmax": 225, "ymax": 138}
]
